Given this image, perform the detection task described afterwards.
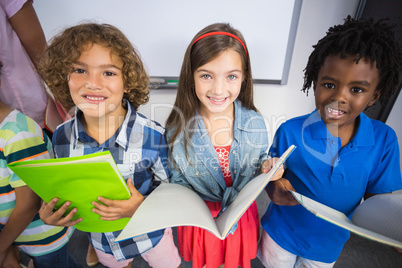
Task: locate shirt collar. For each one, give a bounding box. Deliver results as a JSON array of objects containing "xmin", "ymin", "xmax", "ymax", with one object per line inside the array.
[
  {"xmin": 308, "ymin": 109, "xmax": 375, "ymax": 147},
  {"xmin": 72, "ymin": 100, "xmax": 137, "ymax": 151}
]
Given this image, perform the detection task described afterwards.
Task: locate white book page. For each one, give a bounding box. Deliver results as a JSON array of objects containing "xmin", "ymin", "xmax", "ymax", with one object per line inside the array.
[
  {"xmin": 116, "ymin": 183, "xmax": 221, "ymax": 242},
  {"xmin": 20, "ymin": 154, "xmax": 110, "ymax": 166},
  {"xmin": 216, "ymin": 171, "xmax": 272, "ymax": 238},
  {"xmin": 116, "ymin": 144, "xmax": 295, "ymax": 242},
  {"xmin": 352, "ymin": 193, "xmax": 402, "ymax": 243},
  {"xmin": 291, "ymin": 191, "xmax": 402, "ymax": 248},
  {"xmin": 216, "ymin": 145, "xmax": 295, "ymax": 237}
]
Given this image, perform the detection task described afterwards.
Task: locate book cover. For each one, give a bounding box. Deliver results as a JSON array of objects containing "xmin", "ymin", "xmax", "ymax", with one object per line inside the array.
[{"xmin": 8, "ymin": 151, "xmax": 131, "ymax": 233}]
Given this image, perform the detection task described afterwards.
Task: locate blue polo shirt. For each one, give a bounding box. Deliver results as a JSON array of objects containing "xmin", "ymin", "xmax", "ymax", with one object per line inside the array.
[{"xmin": 261, "ymin": 110, "xmax": 402, "ymax": 263}]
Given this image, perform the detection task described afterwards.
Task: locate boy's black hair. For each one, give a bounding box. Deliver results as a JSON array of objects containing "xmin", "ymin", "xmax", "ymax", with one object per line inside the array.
[{"xmin": 302, "ymin": 16, "xmax": 402, "ymax": 104}]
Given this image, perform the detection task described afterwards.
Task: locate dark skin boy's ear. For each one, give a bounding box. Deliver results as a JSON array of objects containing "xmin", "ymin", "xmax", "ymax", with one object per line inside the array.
[{"xmin": 368, "ymin": 89, "xmax": 381, "ymax": 107}]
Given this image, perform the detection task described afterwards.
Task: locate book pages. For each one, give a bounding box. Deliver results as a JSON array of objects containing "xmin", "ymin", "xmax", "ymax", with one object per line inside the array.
[{"xmin": 291, "ymin": 191, "xmax": 402, "ymax": 248}]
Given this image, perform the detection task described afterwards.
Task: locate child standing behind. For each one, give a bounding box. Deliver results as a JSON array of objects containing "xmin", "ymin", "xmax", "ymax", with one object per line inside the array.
[
  {"xmin": 165, "ymin": 23, "xmax": 283, "ymax": 268},
  {"xmin": 37, "ymin": 23, "xmax": 181, "ymax": 268},
  {"xmin": 0, "ymin": 61, "xmax": 79, "ymax": 268},
  {"xmin": 258, "ymin": 16, "xmax": 402, "ymax": 267}
]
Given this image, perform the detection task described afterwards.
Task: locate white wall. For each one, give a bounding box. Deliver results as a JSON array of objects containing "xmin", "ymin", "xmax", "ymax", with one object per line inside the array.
[
  {"xmin": 139, "ymin": 0, "xmax": 361, "ymax": 144},
  {"xmin": 386, "ymin": 93, "xmax": 402, "ymax": 168}
]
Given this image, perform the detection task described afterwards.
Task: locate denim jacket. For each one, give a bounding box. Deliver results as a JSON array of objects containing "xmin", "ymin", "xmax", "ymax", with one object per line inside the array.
[{"xmin": 167, "ymin": 100, "xmax": 269, "ymax": 211}]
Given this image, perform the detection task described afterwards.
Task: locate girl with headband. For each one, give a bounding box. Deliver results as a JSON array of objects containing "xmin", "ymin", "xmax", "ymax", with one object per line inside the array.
[{"xmin": 165, "ymin": 23, "xmax": 284, "ymax": 268}]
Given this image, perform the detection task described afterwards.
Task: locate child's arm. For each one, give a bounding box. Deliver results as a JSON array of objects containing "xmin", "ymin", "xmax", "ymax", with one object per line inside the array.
[
  {"xmin": 0, "ymin": 186, "xmax": 40, "ymax": 265},
  {"xmin": 8, "ymin": 0, "xmax": 47, "ymax": 67},
  {"xmin": 92, "ymin": 178, "xmax": 145, "ymax": 221},
  {"xmin": 265, "ymin": 178, "xmax": 299, "ymax": 206},
  {"xmin": 260, "ymin": 157, "xmax": 284, "ymax": 181}
]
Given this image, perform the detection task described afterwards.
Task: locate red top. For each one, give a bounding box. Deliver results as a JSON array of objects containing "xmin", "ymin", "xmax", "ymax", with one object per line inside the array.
[{"xmin": 214, "ymin": 145, "xmax": 232, "ymax": 187}]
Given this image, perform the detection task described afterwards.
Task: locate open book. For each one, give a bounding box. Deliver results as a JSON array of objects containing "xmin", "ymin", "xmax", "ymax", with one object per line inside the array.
[
  {"xmin": 8, "ymin": 151, "xmax": 131, "ymax": 233},
  {"xmin": 290, "ymin": 191, "xmax": 402, "ymax": 248},
  {"xmin": 115, "ymin": 145, "xmax": 296, "ymax": 242}
]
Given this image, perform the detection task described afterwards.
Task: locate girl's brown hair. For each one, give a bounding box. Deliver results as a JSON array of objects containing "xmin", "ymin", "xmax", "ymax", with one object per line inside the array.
[
  {"xmin": 165, "ymin": 23, "xmax": 256, "ymax": 154},
  {"xmin": 38, "ymin": 23, "xmax": 149, "ymax": 111}
]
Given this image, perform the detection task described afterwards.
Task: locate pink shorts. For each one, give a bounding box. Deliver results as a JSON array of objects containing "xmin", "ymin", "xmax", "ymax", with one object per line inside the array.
[{"xmin": 95, "ymin": 228, "xmax": 181, "ymax": 268}]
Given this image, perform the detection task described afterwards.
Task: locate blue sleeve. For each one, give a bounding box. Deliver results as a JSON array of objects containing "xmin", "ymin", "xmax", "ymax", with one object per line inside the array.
[
  {"xmin": 366, "ymin": 134, "xmax": 402, "ymax": 194},
  {"xmin": 168, "ymin": 148, "xmax": 193, "ymax": 189},
  {"xmin": 269, "ymin": 123, "xmax": 289, "ymax": 158}
]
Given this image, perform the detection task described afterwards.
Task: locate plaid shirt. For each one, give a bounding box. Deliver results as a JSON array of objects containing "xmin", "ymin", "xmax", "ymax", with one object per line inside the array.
[{"xmin": 52, "ymin": 101, "xmax": 169, "ymax": 260}]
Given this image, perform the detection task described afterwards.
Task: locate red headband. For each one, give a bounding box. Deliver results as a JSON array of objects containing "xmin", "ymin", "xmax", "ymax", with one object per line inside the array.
[{"xmin": 193, "ymin": 31, "xmax": 247, "ymax": 56}]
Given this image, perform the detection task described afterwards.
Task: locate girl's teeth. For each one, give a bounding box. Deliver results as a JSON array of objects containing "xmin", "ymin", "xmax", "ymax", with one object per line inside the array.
[
  {"xmin": 86, "ymin": 96, "xmax": 105, "ymax": 101},
  {"xmin": 210, "ymin": 97, "xmax": 226, "ymax": 102}
]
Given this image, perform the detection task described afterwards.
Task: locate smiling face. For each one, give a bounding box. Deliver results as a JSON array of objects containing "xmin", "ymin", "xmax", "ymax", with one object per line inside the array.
[
  {"xmin": 68, "ymin": 43, "xmax": 127, "ymax": 121},
  {"xmin": 194, "ymin": 49, "xmax": 243, "ymax": 119},
  {"xmin": 314, "ymin": 54, "xmax": 380, "ymax": 140}
]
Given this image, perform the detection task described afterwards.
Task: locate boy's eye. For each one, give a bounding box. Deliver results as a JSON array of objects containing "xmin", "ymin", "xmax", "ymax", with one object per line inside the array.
[
  {"xmin": 104, "ymin": 71, "xmax": 116, "ymax": 76},
  {"xmin": 228, "ymin": 74, "xmax": 237, "ymax": 81},
  {"xmin": 74, "ymin": 68, "xmax": 86, "ymax": 74},
  {"xmin": 323, "ymin": 83, "xmax": 335, "ymax": 89},
  {"xmin": 201, "ymin": 74, "xmax": 212, "ymax": 79}
]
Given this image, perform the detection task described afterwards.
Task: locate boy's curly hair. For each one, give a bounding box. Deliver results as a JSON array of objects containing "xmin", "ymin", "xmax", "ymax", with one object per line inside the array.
[
  {"xmin": 302, "ymin": 16, "xmax": 402, "ymax": 104},
  {"xmin": 38, "ymin": 23, "xmax": 149, "ymax": 111}
]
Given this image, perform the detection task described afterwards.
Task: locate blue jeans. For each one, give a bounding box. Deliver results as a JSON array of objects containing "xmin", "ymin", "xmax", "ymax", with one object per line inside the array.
[{"xmin": 30, "ymin": 244, "xmax": 81, "ymax": 268}]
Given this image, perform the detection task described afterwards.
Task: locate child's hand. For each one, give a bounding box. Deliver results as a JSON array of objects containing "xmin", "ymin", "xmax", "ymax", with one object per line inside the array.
[
  {"xmin": 260, "ymin": 158, "xmax": 284, "ymax": 181},
  {"xmin": 92, "ymin": 178, "xmax": 145, "ymax": 221},
  {"xmin": 39, "ymin": 198, "xmax": 82, "ymax": 226},
  {"xmin": 266, "ymin": 178, "xmax": 298, "ymax": 206},
  {"xmin": 1, "ymin": 245, "xmax": 22, "ymax": 268}
]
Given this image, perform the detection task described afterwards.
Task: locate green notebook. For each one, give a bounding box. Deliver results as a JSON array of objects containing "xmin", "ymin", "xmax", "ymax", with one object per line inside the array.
[{"xmin": 8, "ymin": 151, "xmax": 131, "ymax": 233}]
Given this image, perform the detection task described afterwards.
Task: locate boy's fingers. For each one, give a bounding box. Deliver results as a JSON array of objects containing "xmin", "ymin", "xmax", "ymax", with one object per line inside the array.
[
  {"xmin": 39, "ymin": 199, "xmax": 81, "ymax": 226},
  {"xmin": 39, "ymin": 198, "xmax": 57, "ymax": 215},
  {"xmin": 57, "ymin": 208, "xmax": 81, "ymax": 226}
]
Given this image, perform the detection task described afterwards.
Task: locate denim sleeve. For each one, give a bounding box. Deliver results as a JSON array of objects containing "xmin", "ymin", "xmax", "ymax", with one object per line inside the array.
[{"xmin": 168, "ymin": 151, "xmax": 193, "ymax": 189}]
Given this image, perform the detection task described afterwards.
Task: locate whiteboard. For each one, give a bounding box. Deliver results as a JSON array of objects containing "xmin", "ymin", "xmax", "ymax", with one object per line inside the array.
[{"xmin": 34, "ymin": 0, "xmax": 302, "ymax": 85}]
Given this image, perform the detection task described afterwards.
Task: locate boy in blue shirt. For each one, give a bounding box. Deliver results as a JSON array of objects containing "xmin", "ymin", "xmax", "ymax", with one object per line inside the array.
[{"xmin": 258, "ymin": 16, "xmax": 402, "ymax": 267}]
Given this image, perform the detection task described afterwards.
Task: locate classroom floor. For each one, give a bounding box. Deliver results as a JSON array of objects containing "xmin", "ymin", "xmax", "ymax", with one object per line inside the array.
[{"xmin": 22, "ymin": 192, "xmax": 402, "ymax": 268}]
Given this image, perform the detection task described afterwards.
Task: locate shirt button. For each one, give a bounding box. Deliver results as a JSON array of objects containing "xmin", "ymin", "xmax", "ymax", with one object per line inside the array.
[
  {"xmin": 195, "ymin": 171, "xmax": 199, "ymax": 175},
  {"xmin": 233, "ymin": 170, "xmax": 237, "ymax": 174},
  {"xmin": 214, "ymin": 167, "xmax": 218, "ymax": 171},
  {"xmin": 200, "ymin": 148, "xmax": 204, "ymax": 152},
  {"xmin": 232, "ymin": 150, "xmax": 237, "ymax": 154},
  {"xmin": 332, "ymin": 140, "xmax": 335, "ymax": 144},
  {"xmin": 337, "ymin": 158, "xmax": 340, "ymax": 162}
]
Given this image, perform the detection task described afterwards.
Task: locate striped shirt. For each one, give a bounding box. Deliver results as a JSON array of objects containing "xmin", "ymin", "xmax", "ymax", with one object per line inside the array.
[
  {"xmin": 52, "ymin": 101, "xmax": 169, "ymax": 261},
  {"xmin": 0, "ymin": 110, "xmax": 73, "ymax": 256}
]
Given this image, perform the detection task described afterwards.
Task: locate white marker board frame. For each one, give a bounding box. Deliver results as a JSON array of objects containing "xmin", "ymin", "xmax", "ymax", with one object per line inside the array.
[{"xmin": 34, "ymin": 0, "xmax": 302, "ymax": 86}]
